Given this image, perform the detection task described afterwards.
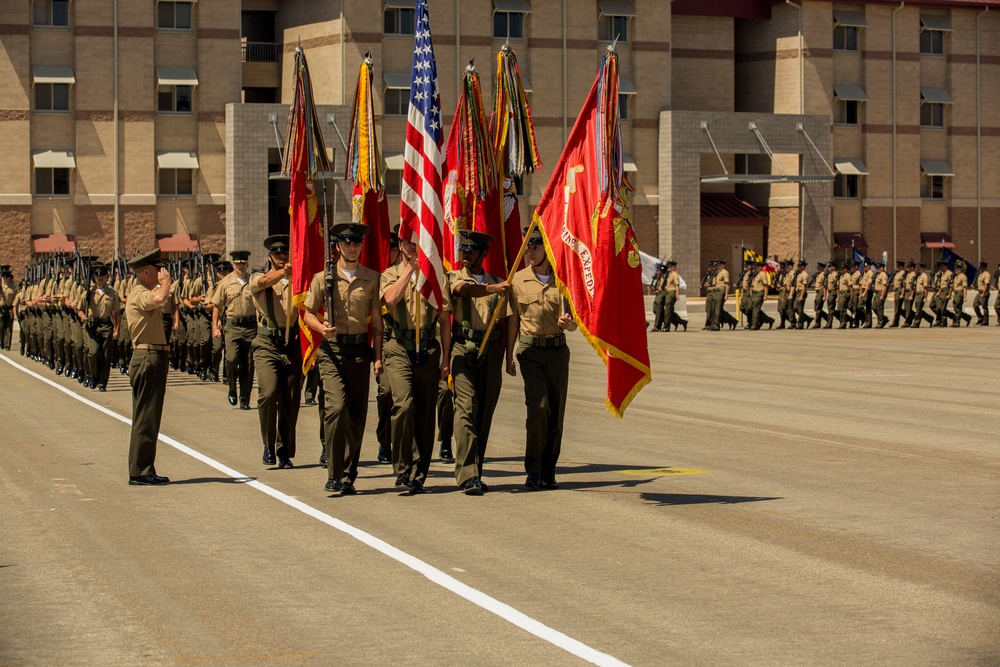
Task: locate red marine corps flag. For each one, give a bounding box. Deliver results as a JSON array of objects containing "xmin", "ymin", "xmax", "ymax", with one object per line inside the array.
[
  {"xmin": 399, "ymin": 0, "xmax": 446, "ymax": 309},
  {"xmin": 346, "ymin": 53, "xmax": 392, "ymax": 273},
  {"xmin": 536, "ymin": 47, "xmax": 651, "ymax": 417},
  {"xmin": 283, "ymin": 46, "xmax": 332, "ymax": 374}
]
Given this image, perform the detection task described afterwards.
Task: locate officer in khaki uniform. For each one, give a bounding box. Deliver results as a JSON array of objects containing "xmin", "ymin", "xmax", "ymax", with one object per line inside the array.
[
  {"xmin": 124, "ymin": 249, "xmax": 173, "ymax": 486},
  {"xmin": 380, "ymin": 232, "xmax": 450, "ymax": 494},
  {"xmin": 932, "ymin": 259, "xmax": 953, "ymax": 326},
  {"xmin": 889, "ymin": 260, "xmax": 906, "ymax": 327},
  {"xmin": 0, "ymin": 266, "xmax": 17, "ymax": 350},
  {"xmin": 662, "ymin": 261, "xmax": 687, "ymax": 331},
  {"xmin": 857, "ymin": 264, "xmax": 874, "ymax": 328},
  {"xmin": 375, "ymin": 231, "xmax": 401, "ymax": 464},
  {"xmin": 449, "ymin": 230, "xmax": 513, "ymax": 495},
  {"xmin": 301, "ymin": 223, "xmax": 383, "ymax": 495},
  {"xmin": 775, "ymin": 261, "xmax": 792, "ymax": 329},
  {"xmin": 871, "ymin": 262, "xmax": 890, "ymax": 328},
  {"xmin": 899, "ymin": 261, "xmax": 917, "ymax": 326},
  {"xmin": 792, "ymin": 260, "xmax": 812, "ymax": 329},
  {"xmin": 705, "ymin": 258, "xmax": 729, "ymax": 331},
  {"xmin": 949, "ymin": 267, "xmax": 972, "ymax": 327},
  {"xmin": 809, "ymin": 262, "xmax": 827, "ymax": 328},
  {"xmin": 908, "ymin": 263, "xmax": 935, "ymax": 327},
  {"xmin": 835, "ymin": 262, "xmax": 852, "ymax": 328},
  {"xmin": 972, "ymin": 261, "xmax": 991, "ymax": 326},
  {"xmin": 212, "ymin": 250, "xmax": 257, "ymax": 409},
  {"xmin": 823, "ymin": 261, "xmax": 839, "ymax": 328},
  {"xmin": 78, "ymin": 263, "xmax": 121, "ymax": 391},
  {"xmin": 749, "ymin": 261, "xmax": 773, "ymax": 330},
  {"xmin": 506, "ymin": 225, "xmax": 577, "ymax": 490},
  {"xmin": 207, "ymin": 259, "xmax": 231, "ymax": 382},
  {"xmin": 250, "ymin": 235, "xmax": 301, "ymax": 469}
]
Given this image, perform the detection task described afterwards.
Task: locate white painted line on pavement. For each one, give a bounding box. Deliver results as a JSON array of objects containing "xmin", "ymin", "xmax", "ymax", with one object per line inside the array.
[{"xmin": 0, "ymin": 354, "xmax": 629, "ymax": 667}]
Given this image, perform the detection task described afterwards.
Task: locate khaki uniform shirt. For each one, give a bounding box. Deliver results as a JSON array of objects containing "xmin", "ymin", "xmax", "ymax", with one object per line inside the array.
[
  {"xmin": 903, "ymin": 271, "xmax": 917, "ymax": 297},
  {"xmin": 511, "ymin": 268, "xmax": 566, "ymax": 338},
  {"xmin": 794, "ymin": 270, "xmax": 809, "ymax": 295},
  {"xmin": 665, "ymin": 271, "xmax": 681, "ymax": 293},
  {"xmin": 87, "ymin": 285, "xmax": 121, "ymax": 319},
  {"xmin": 713, "ymin": 269, "xmax": 729, "ymax": 289},
  {"xmin": 1, "ymin": 281, "xmax": 17, "ymax": 306},
  {"xmin": 380, "ymin": 264, "xmax": 452, "ymax": 331},
  {"xmin": 892, "ymin": 271, "xmax": 904, "ymax": 291},
  {"xmin": 952, "ymin": 272, "xmax": 968, "ymax": 295},
  {"xmin": 938, "ymin": 269, "xmax": 954, "ymax": 294},
  {"xmin": 449, "ymin": 267, "xmax": 513, "ymax": 330},
  {"xmin": 211, "ymin": 272, "xmax": 256, "ymax": 318},
  {"xmin": 126, "ymin": 283, "xmax": 169, "ymax": 346},
  {"xmin": 874, "ymin": 272, "xmax": 889, "ymax": 294},
  {"xmin": 838, "ymin": 272, "xmax": 851, "ymax": 293},
  {"xmin": 975, "ymin": 271, "xmax": 992, "ymax": 293},
  {"xmin": 250, "ymin": 272, "xmax": 292, "ymax": 329},
  {"xmin": 850, "ymin": 270, "xmax": 862, "ymax": 291},
  {"xmin": 751, "ymin": 270, "xmax": 769, "ymax": 293},
  {"xmin": 811, "ymin": 272, "xmax": 825, "ymax": 290},
  {"xmin": 304, "ymin": 265, "xmax": 380, "ymax": 336},
  {"xmin": 859, "ymin": 271, "xmax": 874, "ymax": 292},
  {"xmin": 915, "ymin": 273, "xmax": 929, "ymax": 295}
]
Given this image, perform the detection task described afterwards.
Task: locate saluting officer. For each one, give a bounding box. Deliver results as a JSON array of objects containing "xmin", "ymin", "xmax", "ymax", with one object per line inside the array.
[
  {"xmin": 250, "ymin": 235, "xmax": 300, "ymax": 469},
  {"xmin": 124, "ymin": 249, "xmax": 172, "ymax": 486},
  {"xmin": 380, "ymin": 231, "xmax": 450, "ymax": 494},
  {"xmin": 78, "ymin": 263, "xmax": 121, "ymax": 392},
  {"xmin": 506, "ymin": 225, "xmax": 577, "ymax": 490},
  {"xmin": 302, "ymin": 223, "xmax": 383, "ymax": 496},
  {"xmin": 449, "ymin": 230, "xmax": 513, "ymax": 495},
  {"xmin": 212, "ymin": 250, "xmax": 257, "ymax": 409},
  {"xmin": 973, "ymin": 260, "xmax": 991, "ymax": 326}
]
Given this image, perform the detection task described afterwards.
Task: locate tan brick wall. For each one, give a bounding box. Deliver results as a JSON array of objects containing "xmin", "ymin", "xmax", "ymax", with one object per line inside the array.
[
  {"xmin": 767, "ymin": 207, "xmax": 800, "ymax": 261},
  {"xmin": 671, "ymin": 16, "xmax": 733, "ymax": 113},
  {"xmin": 198, "ymin": 205, "xmax": 227, "ymax": 254},
  {"xmin": 632, "ymin": 205, "xmax": 658, "ymax": 257},
  {"xmin": 75, "ymin": 206, "xmax": 117, "ymax": 260},
  {"xmin": 0, "ymin": 208, "xmax": 33, "ymax": 277},
  {"xmin": 121, "ymin": 206, "xmax": 157, "ymax": 255}
]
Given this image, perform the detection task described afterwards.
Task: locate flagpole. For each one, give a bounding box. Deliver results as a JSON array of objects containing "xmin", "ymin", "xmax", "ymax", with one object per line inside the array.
[{"xmin": 476, "ymin": 215, "xmax": 538, "ymax": 357}]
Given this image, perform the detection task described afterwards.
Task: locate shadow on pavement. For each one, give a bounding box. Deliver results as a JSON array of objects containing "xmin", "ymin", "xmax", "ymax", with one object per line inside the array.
[
  {"xmin": 170, "ymin": 477, "xmax": 257, "ymax": 485},
  {"xmin": 640, "ymin": 492, "xmax": 781, "ymax": 507}
]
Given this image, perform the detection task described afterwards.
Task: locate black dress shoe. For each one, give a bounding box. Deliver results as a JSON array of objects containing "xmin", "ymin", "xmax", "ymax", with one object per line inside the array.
[
  {"xmin": 479, "ymin": 480, "xmax": 489, "ymax": 493},
  {"xmin": 540, "ymin": 477, "xmax": 559, "ymax": 490},
  {"xmin": 199, "ymin": 370, "xmax": 208, "ymax": 381},
  {"xmin": 210, "ymin": 371, "xmax": 219, "ymax": 383},
  {"xmin": 98, "ymin": 385, "xmax": 106, "ymax": 392},
  {"xmin": 461, "ymin": 477, "xmax": 483, "ymax": 496},
  {"xmin": 395, "ymin": 473, "xmax": 409, "ymax": 487},
  {"xmin": 304, "ymin": 396, "xmax": 317, "ymax": 405},
  {"xmin": 377, "ymin": 448, "xmax": 391, "ymax": 464},
  {"xmin": 439, "ymin": 447, "xmax": 455, "ymax": 464},
  {"xmin": 239, "ymin": 400, "xmax": 250, "ymax": 410},
  {"xmin": 340, "ymin": 482, "xmax": 357, "ymax": 495},
  {"xmin": 120, "ymin": 365, "xmax": 128, "ymax": 375},
  {"xmin": 408, "ymin": 479, "xmax": 426, "ymax": 495},
  {"xmin": 228, "ymin": 391, "xmax": 237, "ymax": 406},
  {"xmin": 325, "ymin": 479, "xmax": 341, "ymax": 493},
  {"xmin": 262, "ymin": 447, "xmax": 276, "ymax": 466},
  {"xmin": 129, "ymin": 474, "xmax": 169, "ymax": 486},
  {"xmin": 319, "ymin": 449, "xmax": 327, "ymax": 465},
  {"xmin": 277, "ymin": 458, "xmax": 293, "ymax": 469},
  {"xmin": 525, "ymin": 473, "xmax": 541, "ymax": 490},
  {"xmin": 55, "ymin": 365, "xmax": 64, "ymax": 375}
]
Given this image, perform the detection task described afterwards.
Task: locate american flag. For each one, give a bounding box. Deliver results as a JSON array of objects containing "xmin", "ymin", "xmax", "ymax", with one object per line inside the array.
[{"xmin": 399, "ymin": 0, "xmax": 445, "ymax": 310}]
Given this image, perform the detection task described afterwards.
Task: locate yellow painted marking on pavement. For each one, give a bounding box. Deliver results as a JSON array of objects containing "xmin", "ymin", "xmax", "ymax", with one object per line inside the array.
[{"xmin": 616, "ymin": 467, "xmax": 708, "ymax": 477}]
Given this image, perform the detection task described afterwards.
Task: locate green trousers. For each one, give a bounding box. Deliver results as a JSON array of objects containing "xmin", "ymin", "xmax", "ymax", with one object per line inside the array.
[
  {"xmin": 517, "ymin": 342, "xmax": 569, "ymax": 479},
  {"xmin": 127, "ymin": 349, "xmax": 168, "ymax": 477},
  {"xmin": 451, "ymin": 338, "xmax": 503, "ymax": 487},
  {"xmin": 224, "ymin": 322, "xmax": 256, "ymax": 403},
  {"xmin": 252, "ymin": 333, "xmax": 302, "ymax": 460},
  {"xmin": 317, "ymin": 340, "xmax": 373, "ymax": 484},
  {"xmin": 383, "ymin": 337, "xmax": 440, "ymax": 485},
  {"xmin": 437, "ymin": 376, "xmax": 454, "ymax": 448},
  {"xmin": 85, "ymin": 322, "xmax": 114, "ymax": 386}
]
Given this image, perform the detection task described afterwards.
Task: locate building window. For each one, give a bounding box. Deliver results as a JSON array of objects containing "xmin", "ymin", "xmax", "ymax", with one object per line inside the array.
[
  {"xmin": 833, "ymin": 99, "xmax": 859, "ymax": 125},
  {"xmin": 158, "ymin": 85, "xmax": 193, "ymax": 113},
  {"xmin": 598, "ymin": 15, "xmax": 628, "ymax": 43},
  {"xmin": 920, "ymin": 29, "xmax": 944, "ymax": 55},
  {"xmin": 920, "ymin": 102, "xmax": 944, "ymax": 128},
  {"xmin": 384, "ymin": 170, "xmax": 402, "ymax": 197},
  {"xmin": 493, "ymin": 11, "xmax": 524, "ymax": 40},
  {"xmin": 833, "ymin": 25, "xmax": 859, "ymax": 51},
  {"xmin": 33, "ymin": 0, "xmax": 69, "ymax": 27},
  {"xmin": 157, "ymin": 2, "xmax": 193, "ymax": 30},
  {"xmin": 384, "ymin": 89, "xmax": 407, "ymax": 116},
  {"xmin": 921, "ymin": 175, "xmax": 945, "ymax": 200},
  {"xmin": 35, "ymin": 83, "xmax": 70, "ymax": 112},
  {"xmin": 384, "ymin": 7, "xmax": 415, "ymax": 36},
  {"xmin": 159, "ymin": 169, "xmax": 194, "ymax": 196},
  {"xmin": 834, "ymin": 174, "xmax": 860, "ymax": 199},
  {"xmin": 36, "ymin": 168, "xmax": 70, "ymax": 196},
  {"xmin": 618, "ymin": 93, "xmax": 629, "ymax": 121}
]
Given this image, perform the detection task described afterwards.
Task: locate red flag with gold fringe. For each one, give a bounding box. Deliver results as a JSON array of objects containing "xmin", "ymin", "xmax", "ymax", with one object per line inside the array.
[
  {"xmin": 535, "ymin": 48, "xmax": 650, "ymax": 417},
  {"xmin": 283, "ymin": 47, "xmax": 331, "ymax": 375}
]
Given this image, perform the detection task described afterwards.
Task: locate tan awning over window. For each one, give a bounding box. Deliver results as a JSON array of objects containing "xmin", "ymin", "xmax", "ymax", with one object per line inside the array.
[
  {"xmin": 834, "ymin": 85, "xmax": 867, "ymax": 101},
  {"xmin": 619, "ymin": 78, "xmax": 636, "ymax": 95},
  {"xmin": 494, "ymin": 0, "xmax": 531, "ymax": 12},
  {"xmin": 384, "ymin": 153, "xmax": 405, "ymax": 170},
  {"xmin": 921, "ymin": 88, "xmax": 954, "ymax": 104},
  {"xmin": 833, "ymin": 10, "xmax": 867, "ymax": 27},
  {"xmin": 383, "ymin": 72, "xmax": 411, "ymax": 90},
  {"xmin": 157, "ymin": 152, "xmax": 199, "ymax": 170},
  {"xmin": 835, "ymin": 158, "xmax": 868, "ymax": 176},
  {"xmin": 384, "ymin": 0, "xmax": 415, "ymax": 8},
  {"xmin": 521, "ymin": 76, "xmax": 532, "ymax": 93},
  {"xmin": 623, "ymin": 155, "xmax": 637, "ymax": 172},
  {"xmin": 599, "ymin": 0, "xmax": 635, "ymax": 17},
  {"xmin": 156, "ymin": 68, "xmax": 199, "ymax": 86},
  {"xmin": 920, "ymin": 16, "xmax": 952, "ymax": 31},
  {"xmin": 32, "ymin": 235, "xmax": 76, "ymax": 254},
  {"xmin": 32, "ymin": 67, "xmax": 75, "ymax": 85},
  {"xmin": 32, "ymin": 150, "xmax": 76, "ymax": 169},
  {"xmin": 156, "ymin": 234, "xmax": 200, "ymax": 253},
  {"xmin": 921, "ymin": 160, "xmax": 953, "ymax": 176}
]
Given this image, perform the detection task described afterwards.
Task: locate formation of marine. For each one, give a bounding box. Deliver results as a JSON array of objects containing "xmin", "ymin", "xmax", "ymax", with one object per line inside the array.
[
  {"xmin": 1, "ymin": 224, "xmax": 575, "ymax": 496},
  {"xmin": 649, "ymin": 258, "xmax": 997, "ymax": 331}
]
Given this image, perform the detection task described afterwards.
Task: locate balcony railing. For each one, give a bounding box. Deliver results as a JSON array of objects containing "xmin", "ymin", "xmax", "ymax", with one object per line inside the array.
[{"xmin": 242, "ymin": 42, "xmax": 280, "ymax": 63}]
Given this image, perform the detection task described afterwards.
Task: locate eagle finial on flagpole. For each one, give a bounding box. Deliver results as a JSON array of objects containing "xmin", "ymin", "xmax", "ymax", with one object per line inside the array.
[
  {"xmin": 364, "ymin": 50, "xmax": 372, "ymax": 66},
  {"xmin": 467, "ymin": 58, "xmax": 476, "ymax": 74}
]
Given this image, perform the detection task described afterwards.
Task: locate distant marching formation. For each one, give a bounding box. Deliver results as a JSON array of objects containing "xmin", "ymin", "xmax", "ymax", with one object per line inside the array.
[{"xmin": 649, "ymin": 257, "xmax": 998, "ymax": 332}]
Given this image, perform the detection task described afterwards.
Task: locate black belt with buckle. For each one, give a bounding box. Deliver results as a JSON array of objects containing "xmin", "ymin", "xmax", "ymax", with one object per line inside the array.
[
  {"xmin": 519, "ymin": 334, "xmax": 566, "ymax": 348},
  {"xmin": 387, "ymin": 328, "xmax": 435, "ymax": 342},
  {"xmin": 334, "ymin": 333, "xmax": 368, "ymax": 346},
  {"xmin": 452, "ymin": 327, "xmax": 500, "ymax": 344},
  {"xmin": 229, "ymin": 316, "xmax": 256, "ymax": 326}
]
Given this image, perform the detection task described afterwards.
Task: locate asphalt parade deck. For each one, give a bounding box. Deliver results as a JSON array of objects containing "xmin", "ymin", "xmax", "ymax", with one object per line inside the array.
[{"xmin": 1, "ymin": 324, "xmax": 997, "ymax": 666}]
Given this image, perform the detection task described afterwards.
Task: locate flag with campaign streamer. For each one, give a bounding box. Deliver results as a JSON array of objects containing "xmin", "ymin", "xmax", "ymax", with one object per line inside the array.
[
  {"xmin": 487, "ymin": 45, "xmax": 541, "ymax": 275},
  {"xmin": 283, "ymin": 46, "xmax": 331, "ymax": 374},
  {"xmin": 940, "ymin": 247, "xmax": 977, "ymax": 282},
  {"xmin": 346, "ymin": 54, "xmax": 391, "ymax": 273},
  {"xmin": 443, "ymin": 61, "xmax": 498, "ymax": 273},
  {"xmin": 535, "ymin": 48, "xmax": 649, "ymax": 417},
  {"xmin": 399, "ymin": 0, "xmax": 446, "ymax": 310}
]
